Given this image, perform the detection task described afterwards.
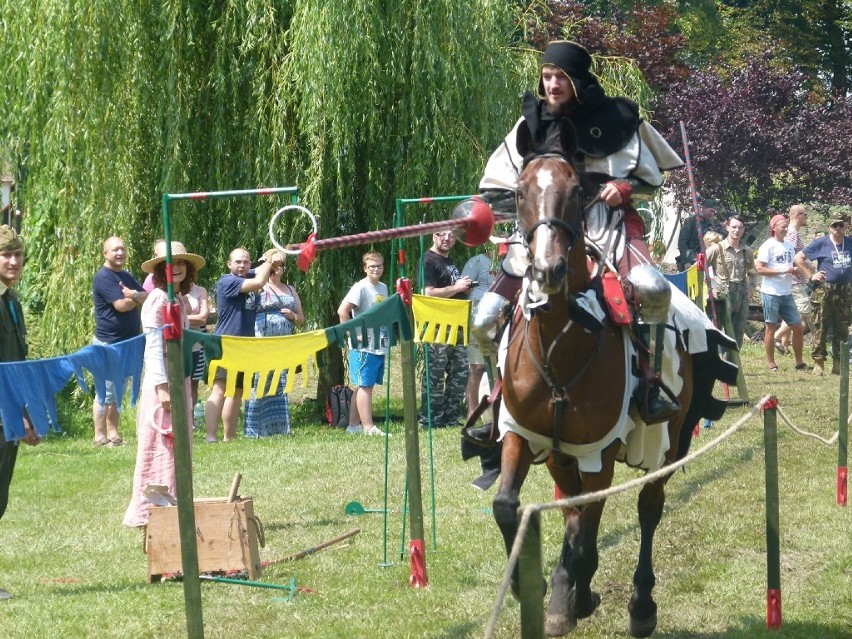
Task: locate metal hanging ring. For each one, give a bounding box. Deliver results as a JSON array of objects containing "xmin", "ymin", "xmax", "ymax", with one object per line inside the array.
[{"xmin": 269, "ymin": 204, "xmax": 319, "ymax": 255}]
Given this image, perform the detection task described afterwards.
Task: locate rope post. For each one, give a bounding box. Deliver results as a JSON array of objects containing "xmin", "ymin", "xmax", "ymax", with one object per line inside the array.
[
  {"xmin": 838, "ymin": 341, "xmax": 849, "ymax": 506},
  {"xmin": 400, "ymin": 298, "xmax": 428, "ymax": 588},
  {"xmin": 763, "ymin": 397, "xmax": 782, "ymax": 630},
  {"xmin": 518, "ymin": 509, "xmax": 544, "ymax": 639}
]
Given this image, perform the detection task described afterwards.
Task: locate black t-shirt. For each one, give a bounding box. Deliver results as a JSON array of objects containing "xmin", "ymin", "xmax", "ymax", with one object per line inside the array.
[{"xmin": 423, "ymin": 250, "xmax": 465, "ymax": 299}]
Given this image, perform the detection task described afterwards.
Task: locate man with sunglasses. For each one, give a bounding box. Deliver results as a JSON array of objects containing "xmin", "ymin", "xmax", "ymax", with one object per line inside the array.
[
  {"xmin": 419, "ymin": 230, "xmax": 473, "ymax": 428},
  {"xmin": 795, "ymin": 213, "xmax": 852, "ymax": 375}
]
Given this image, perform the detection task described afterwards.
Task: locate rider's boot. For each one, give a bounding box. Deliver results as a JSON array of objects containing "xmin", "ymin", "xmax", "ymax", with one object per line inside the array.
[
  {"xmin": 633, "ymin": 323, "xmax": 680, "ymax": 424},
  {"xmin": 462, "ymin": 414, "xmax": 500, "ymax": 448},
  {"xmin": 625, "ymin": 265, "xmax": 681, "ymax": 424}
]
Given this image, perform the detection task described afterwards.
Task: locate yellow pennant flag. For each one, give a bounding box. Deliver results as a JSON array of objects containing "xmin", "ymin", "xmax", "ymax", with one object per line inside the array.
[
  {"xmin": 411, "ymin": 294, "xmax": 470, "ymax": 346},
  {"xmin": 207, "ymin": 329, "xmax": 329, "ymax": 398}
]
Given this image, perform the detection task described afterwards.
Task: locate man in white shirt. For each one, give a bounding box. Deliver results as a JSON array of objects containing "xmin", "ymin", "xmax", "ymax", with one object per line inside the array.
[{"xmin": 755, "ymin": 214, "xmax": 808, "ymax": 372}]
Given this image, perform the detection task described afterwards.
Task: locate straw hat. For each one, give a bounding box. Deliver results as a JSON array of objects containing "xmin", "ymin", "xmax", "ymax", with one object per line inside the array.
[{"xmin": 141, "ymin": 241, "xmax": 205, "ymax": 274}]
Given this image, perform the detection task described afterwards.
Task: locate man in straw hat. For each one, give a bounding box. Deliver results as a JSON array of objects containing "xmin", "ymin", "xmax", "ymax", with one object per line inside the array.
[
  {"xmin": 204, "ymin": 246, "xmax": 284, "ymax": 442},
  {"xmin": 91, "ymin": 236, "xmax": 148, "ymax": 446},
  {"xmin": 0, "ymin": 225, "xmax": 40, "ymax": 600},
  {"xmin": 472, "ymin": 40, "xmax": 688, "ymax": 428},
  {"xmin": 756, "ymin": 214, "xmax": 808, "ymax": 372},
  {"xmin": 795, "ymin": 212, "xmax": 852, "ymax": 375}
]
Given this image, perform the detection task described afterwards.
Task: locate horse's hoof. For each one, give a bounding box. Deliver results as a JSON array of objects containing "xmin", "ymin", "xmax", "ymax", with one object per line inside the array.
[
  {"xmin": 628, "ymin": 611, "xmax": 657, "ymax": 638},
  {"xmin": 566, "ymin": 588, "xmax": 600, "ymax": 620},
  {"xmin": 545, "ymin": 613, "xmax": 577, "ymax": 636}
]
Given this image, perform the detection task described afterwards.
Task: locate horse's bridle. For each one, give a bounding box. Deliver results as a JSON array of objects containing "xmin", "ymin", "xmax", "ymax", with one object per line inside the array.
[{"xmin": 517, "ymin": 153, "xmax": 585, "ymax": 252}]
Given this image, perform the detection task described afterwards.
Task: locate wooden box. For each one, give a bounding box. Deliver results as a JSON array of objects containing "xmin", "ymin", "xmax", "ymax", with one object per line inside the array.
[{"xmin": 146, "ymin": 497, "xmax": 262, "ymax": 583}]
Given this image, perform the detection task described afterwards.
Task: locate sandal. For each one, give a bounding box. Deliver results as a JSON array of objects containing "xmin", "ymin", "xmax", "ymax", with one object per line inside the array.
[
  {"xmin": 93, "ymin": 437, "xmax": 110, "ymax": 446},
  {"xmin": 794, "ymin": 362, "xmax": 810, "ymax": 371},
  {"xmin": 768, "ymin": 364, "xmax": 779, "ymax": 372},
  {"xmin": 108, "ymin": 436, "xmax": 125, "ymax": 446},
  {"xmin": 774, "ymin": 340, "xmax": 787, "ymax": 355}
]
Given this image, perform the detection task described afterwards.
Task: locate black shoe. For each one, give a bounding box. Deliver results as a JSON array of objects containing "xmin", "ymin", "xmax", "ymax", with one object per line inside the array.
[
  {"xmin": 462, "ymin": 422, "xmax": 496, "ymax": 448},
  {"xmin": 635, "ymin": 384, "xmax": 680, "ymax": 424}
]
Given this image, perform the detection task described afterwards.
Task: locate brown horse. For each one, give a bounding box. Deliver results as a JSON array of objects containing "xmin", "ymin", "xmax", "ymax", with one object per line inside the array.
[{"xmin": 494, "ymin": 119, "xmax": 729, "ymax": 638}]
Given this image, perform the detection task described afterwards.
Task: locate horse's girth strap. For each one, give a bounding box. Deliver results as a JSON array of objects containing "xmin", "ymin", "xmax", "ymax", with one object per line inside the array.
[{"xmin": 551, "ymin": 393, "xmax": 569, "ymax": 453}]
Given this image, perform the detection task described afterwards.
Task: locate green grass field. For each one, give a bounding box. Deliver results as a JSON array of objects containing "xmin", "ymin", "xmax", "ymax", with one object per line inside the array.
[{"xmin": 1, "ymin": 341, "xmax": 850, "ymax": 639}]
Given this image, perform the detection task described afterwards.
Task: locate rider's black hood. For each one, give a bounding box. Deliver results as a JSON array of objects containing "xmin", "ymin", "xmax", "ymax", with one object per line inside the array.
[{"xmin": 523, "ymin": 91, "xmax": 640, "ymax": 160}]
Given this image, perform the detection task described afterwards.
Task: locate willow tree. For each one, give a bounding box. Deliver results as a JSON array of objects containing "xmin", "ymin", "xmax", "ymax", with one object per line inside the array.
[{"xmin": 0, "ymin": 0, "xmax": 523, "ymax": 406}]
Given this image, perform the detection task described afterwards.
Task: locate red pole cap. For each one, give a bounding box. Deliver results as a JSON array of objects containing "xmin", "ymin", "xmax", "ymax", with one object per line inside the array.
[
  {"xmin": 452, "ymin": 196, "xmax": 495, "ymax": 247},
  {"xmin": 163, "ymin": 302, "xmax": 183, "ymax": 340},
  {"xmin": 296, "ymin": 233, "xmax": 318, "ymax": 272},
  {"xmin": 408, "ymin": 539, "xmax": 429, "ymax": 588},
  {"xmin": 396, "ymin": 278, "xmax": 412, "ymax": 305}
]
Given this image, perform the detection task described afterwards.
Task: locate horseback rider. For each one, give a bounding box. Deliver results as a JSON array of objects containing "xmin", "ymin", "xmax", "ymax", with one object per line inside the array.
[{"xmin": 466, "ymin": 40, "xmax": 685, "ymax": 446}]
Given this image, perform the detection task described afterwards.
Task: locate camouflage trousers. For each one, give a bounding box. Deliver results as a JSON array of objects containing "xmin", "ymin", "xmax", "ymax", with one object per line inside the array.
[
  {"xmin": 420, "ymin": 343, "xmax": 469, "ymax": 427},
  {"xmin": 810, "ymin": 284, "xmax": 852, "ymax": 361}
]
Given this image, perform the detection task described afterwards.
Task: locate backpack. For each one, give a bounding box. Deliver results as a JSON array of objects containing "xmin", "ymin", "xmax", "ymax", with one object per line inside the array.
[{"xmin": 325, "ymin": 385, "xmax": 354, "ymax": 427}]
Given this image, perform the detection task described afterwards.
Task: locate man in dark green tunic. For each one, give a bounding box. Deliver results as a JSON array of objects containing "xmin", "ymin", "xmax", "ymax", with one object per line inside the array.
[{"xmin": 0, "ymin": 225, "xmax": 39, "ymax": 601}]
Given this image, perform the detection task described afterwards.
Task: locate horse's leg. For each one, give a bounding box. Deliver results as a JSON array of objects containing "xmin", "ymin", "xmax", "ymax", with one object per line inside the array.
[
  {"xmin": 492, "ymin": 431, "xmax": 534, "ymax": 597},
  {"xmin": 627, "ymin": 475, "xmax": 669, "ymax": 638},
  {"xmin": 566, "ymin": 442, "xmax": 620, "ymax": 623},
  {"xmin": 544, "ymin": 456, "xmax": 583, "ymax": 636}
]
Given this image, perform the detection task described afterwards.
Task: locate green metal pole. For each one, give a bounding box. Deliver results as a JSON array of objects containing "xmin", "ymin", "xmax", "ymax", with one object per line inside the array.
[
  {"xmin": 763, "ymin": 398, "xmax": 782, "ymax": 630},
  {"xmin": 163, "ymin": 195, "xmax": 204, "ymax": 639},
  {"xmin": 158, "ymin": 186, "xmax": 301, "ymax": 639},
  {"xmin": 199, "ymin": 575, "xmax": 296, "ymax": 591},
  {"xmin": 400, "ymin": 304, "xmax": 428, "ymax": 587},
  {"xmin": 838, "ymin": 341, "xmax": 849, "ymax": 506},
  {"xmin": 519, "ymin": 509, "xmax": 544, "ymax": 639}
]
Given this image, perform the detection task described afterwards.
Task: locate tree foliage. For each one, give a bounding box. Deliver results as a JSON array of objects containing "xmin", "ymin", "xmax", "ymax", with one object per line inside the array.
[
  {"xmin": 0, "ymin": 0, "xmax": 520, "ymax": 386},
  {"xmin": 528, "ymin": 0, "xmax": 852, "ymax": 218}
]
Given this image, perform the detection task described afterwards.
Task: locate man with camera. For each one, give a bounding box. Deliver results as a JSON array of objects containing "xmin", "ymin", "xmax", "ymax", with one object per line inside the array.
[{"xmin": 418, "ymin": 230, "xmax": 471, "ymax": 428}]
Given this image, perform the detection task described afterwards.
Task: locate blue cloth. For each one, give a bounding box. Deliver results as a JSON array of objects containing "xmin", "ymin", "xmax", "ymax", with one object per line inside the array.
[
  {"xmin": 664, "ymin": 271, "xmax": 688, "ymax": 295},
  {"xmin": 92, "ymin": 266, "xmax": 143, "ymax": 342},
  {"xmin": 802, "ymin": 235, "xmax": 852, "ymax": 285},
  {"xmin": 214, "ymin": 273, "xmax": 257, "ymax": 337},
  {"xmin": 0, "ymin": 333, "xmax": 145, "ymax": 440},
  {"xmin": 68, "ymin": 333, "xmax": 146, "ymax": 411},
  {"xmin": 0, "ymin": 356, "xmax": 73, "ymax": 440}
]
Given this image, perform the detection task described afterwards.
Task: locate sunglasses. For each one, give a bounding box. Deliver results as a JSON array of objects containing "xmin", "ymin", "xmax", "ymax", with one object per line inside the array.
[{"xmin": 831, "ymin": 222, "xmax": 846, "ymax": 229}]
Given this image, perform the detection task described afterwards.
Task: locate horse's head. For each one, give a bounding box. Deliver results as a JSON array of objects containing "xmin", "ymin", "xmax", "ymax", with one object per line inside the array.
[{"xmin": 516, "ymin": 119, "xmax": 585, "ymax": 294}]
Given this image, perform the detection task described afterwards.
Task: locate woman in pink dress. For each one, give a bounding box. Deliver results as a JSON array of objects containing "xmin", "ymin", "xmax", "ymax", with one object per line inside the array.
[{"xmin": 123, "ymin": 241, "xmax": 205, "ymax": 528}]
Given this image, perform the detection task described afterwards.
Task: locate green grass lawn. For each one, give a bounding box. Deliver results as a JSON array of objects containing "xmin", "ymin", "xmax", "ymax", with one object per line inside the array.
[{"xmin": 0, "ymin": 341, "xmax": 850, "ymax": 638}]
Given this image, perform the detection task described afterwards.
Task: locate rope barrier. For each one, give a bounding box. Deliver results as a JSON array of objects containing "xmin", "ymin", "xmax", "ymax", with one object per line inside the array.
[
  {"xmin": 776, "ymin": 405, "xmax": 840, "ymax": 446},
  {"xmin": 483, "ymin": 395, "xmax": 774, "ymax": 639}
]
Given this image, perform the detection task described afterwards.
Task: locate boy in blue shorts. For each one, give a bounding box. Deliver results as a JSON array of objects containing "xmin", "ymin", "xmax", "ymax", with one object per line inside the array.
[{"xmin": 337, "ymin": 252, "xmax": 390, "ymax": 436}]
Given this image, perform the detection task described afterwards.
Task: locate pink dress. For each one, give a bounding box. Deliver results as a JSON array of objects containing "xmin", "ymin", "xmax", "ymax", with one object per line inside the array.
[{"xmin": 123, "ymin": 289, "xmax": 193, "ymax": 528}]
